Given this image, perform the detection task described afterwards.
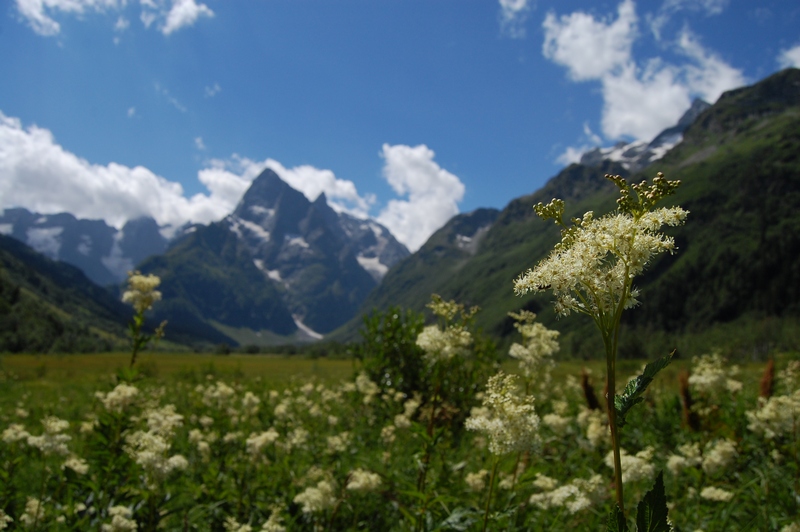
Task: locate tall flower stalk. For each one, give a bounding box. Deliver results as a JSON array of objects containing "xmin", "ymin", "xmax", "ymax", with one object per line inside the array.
[
  {"xmin": 514, "ymin": 172, "xmax": 687, "ymax": 516},
  {"xmin": 122, "ymin": 271, "xmax": 166, "ymax": 369}
]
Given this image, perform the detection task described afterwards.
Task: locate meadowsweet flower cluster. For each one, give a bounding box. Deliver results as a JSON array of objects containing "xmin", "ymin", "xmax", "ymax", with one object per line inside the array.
[
  {"xmin": 346, "ymin": 468, "xmax": 382, "ymax": 491},
  {"xmin": 465, "ymin": 372, "xmax": 539, "ymax": 455},
  {"xmin": 689, "ymin": 351, "xmax": 742, "ymax": 395},
  {"xmin": 293, "ymin": 479, "xmax": 337, "ymax": 513},
  {"xmin": 96, "ymin": 383, "xmax": 140, "ymax": 413},
  {"xmin": 513, "ymin": 175, "xmax": 687, "ymax": 317},
  {"xmin": 101, "ymin": 506, "xmax": 137, "ymax": 531},
  {"xmin": 528, "ymin": 474, "xmax": 606, "ymax": 514},
  {"xmin": 122, "ymin": 271, "xmax": 162, "ymax": 314},
  {"xmin": 416, "ymin": 294, "xmax": 476, "ymax": 364},
  {"xmin": 27, "ymin": 416, "xmax": 71, "ymax": 456},
  {"xmin": 700, "ymin": 486, "xmax": 734, "ymax": 502},
  {"xmin": 507, "ymin": 310, "xmax": 559, "ymax": 378},
  {"xmin": 747, "ymin": 389, "xmax": 800, "ymax": 439},
  {"xmin": 605, "ymin": 447, "xmax": 656, "ymax": 484}
]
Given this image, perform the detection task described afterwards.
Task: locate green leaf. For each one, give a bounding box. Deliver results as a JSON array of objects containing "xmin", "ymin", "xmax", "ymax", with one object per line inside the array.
[
  {"xmin": 636, "ymin": 471, "xmax": 670, "ymax": 532},
  {"xmin": 614, "ymin": 352, "xmax": 674, "ymax": 428},
  {"xmin": 607, "ymin": 504, "xmax": 629, "ymax": 532}
]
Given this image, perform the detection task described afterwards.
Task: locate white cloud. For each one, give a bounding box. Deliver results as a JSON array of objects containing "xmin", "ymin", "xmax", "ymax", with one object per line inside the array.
[
  {"xmin": 555, "ymin": 145, "xmax": 590, "ymax": 166},
  {"xmin": 676, "ymin": 29, "xmax": 746, "ymax": 103},
  {"xmin": 542, "ymin": 0, "xmax": 637, "ymax": 81},
  {"xmin": 542, "ymin": 0, "xmax": 745, "ymax": 141},
  {"xmin": 600, "ymin": 61, "xmax": 691, "ymax": 139},
  {"xmin": 376, "ymin": 144, "xmax": 464, "ymax": 252},
  {"xmin": 204, "ymin": 83, "xmax": 221, "ymax": 98},
  {"xmin": 142, "ymin": 0, "xmax": 214, "ymax": 36},
  {"xmin": 16, "ymin": 0, "xmax": 211, "ymax": 37},
  {"xmin": 127, "ymin": 107, "xmax": 136, "ymax": 118},
  {"xmin": 15, "ymin": 0, "xmax": 122, "ymax": 36},
  {"xmin": 498, "ymin": 0, "xmax": 532, "ymax": 39},
  {"xmin": 114, "ymin": 15, "xmax": 129, "ymax": 31},
  {"xmin": 778, "ymin": 44, "xmax": 800, "ymax": 69},
  {"xmin": 0, "ymin": 110, "xmax": 239, "ymax": 230},
  {"xmin": 0, "ymin": 111, "xmax": 457, "ymax": 252},
  {"xmin": 194, "ymin": 136, "xmax": 206, "ymax": 150},
  {"xmin": 648, "ymin": 0, "xmax": 727, "ymax": 40}
]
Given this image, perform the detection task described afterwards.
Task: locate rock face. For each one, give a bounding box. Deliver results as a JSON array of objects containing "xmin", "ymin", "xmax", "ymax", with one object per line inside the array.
[
  {"xmin": 139, "ymin": 169, "xmax": 410, "ymax": 340},
  {"xmin": 0, "ymin": 208, "xmax": 168, "ymax": 286}
]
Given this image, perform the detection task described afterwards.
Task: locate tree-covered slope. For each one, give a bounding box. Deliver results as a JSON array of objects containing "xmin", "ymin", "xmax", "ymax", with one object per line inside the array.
[
  {"xmin": 0, "ymin": 234, "xmax": 129, "ymax": 353},
  {"xmin": 348, "ymin": 68, "xmax": 800, "ymax": 355}
]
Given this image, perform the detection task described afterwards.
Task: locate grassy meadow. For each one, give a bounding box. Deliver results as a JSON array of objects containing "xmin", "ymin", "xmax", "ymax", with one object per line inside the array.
[{"xmin": 1, "ymin": 348, "xmax": 798, "ymax": 531}]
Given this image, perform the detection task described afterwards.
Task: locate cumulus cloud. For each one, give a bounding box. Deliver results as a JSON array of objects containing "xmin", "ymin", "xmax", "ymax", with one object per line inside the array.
[
  {"xmin": 376, "ymin": 144, "xmax": 465, "ymax": 252},
  {"xmin": 498, "ymin": 0, "xmax": 533, "ymax": 39},
  {"xmin": 542, "ymin": 0, "xmax": 637, "ymax": 81},
  {"xmin": 542, "ymin": 0, "xmax": 745, "ymax": 142},
  {"xmin": 0, "ymin": 111, "xmax": 241, "ymax": 230},
  {"xmin": 15, "ymin": 0, "xmax": 123, "ymax": 36},
  {"xmin": 778, "ymin": 44, "xmax": 800, "ymax": 69},
  {"xmin": 16, "ymin": 0, "xmax": 212, "ymax": 37},
  {"xmin": 0, "ymin": 111, "xmax": 458, "ymax": 251},
  {"xmin": 145, "ymin": 0, "xmax": 214, "ymax": 36}
]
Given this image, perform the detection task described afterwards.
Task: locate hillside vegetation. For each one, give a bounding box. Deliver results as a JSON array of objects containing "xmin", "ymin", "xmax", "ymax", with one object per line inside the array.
[{"xmin": 347, "ymin": 68, "xmax": 800, "ymax": 360}]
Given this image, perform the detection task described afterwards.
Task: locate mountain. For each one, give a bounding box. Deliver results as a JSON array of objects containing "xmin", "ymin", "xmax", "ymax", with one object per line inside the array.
[
  {"xmin": 347, "ymin": 68, "xmax": 800, "ymax": 357},
  {"xmin": 0, "ymin": 233, "xmax": 130, "ymax": 353},
  {"xmin": 577, "ymin": 98, "xmax": 711, "ymax": 173},
  {"xmin": 0, "ymin": 209, "xmax": 168, "ymax": 286},
  {"xmin": 138, "ymin": 169, "xmax": 409, "ymax": 345}
]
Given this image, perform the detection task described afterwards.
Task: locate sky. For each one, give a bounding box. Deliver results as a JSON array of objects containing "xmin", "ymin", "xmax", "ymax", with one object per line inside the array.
[{"xmin": 1, "ymin": 0, "xmax": 799, "ymax": 251}]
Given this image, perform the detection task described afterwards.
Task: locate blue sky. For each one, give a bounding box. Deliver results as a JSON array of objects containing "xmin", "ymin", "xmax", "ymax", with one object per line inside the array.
[{"xmin": 1, "ymin": 0, "xmax": 799, "ymax": 250}]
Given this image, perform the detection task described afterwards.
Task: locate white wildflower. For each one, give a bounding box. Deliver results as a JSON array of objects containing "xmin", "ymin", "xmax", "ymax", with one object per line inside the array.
[
  {"xmin": 465, "ymin": 372, "xmax": 540, "ymax": 455},
  {"xmin": 416, "ymin": 325, "xmax": 472, "ymax": 364},
  {"xmin": 355, "ymin": 373, "xmax": 379, "ymax": 404},
  {"xmin": 246, "ymin": 428, "xmax": 280, "ymax": 456},
  {"xmin": 260, "ymin": 509, "xmax": 286, "ymax": 532},
  {"xmin": 326, "ymin": 432, "xmax": 351, "ymax": 454},
  {"xmin": 747, "ymin": 390, "xmax": 800, "ymax": 439},
  {"xmin": 293, "ymin": 480, "xmax": 337, "ymax": 513},
  {"xmin": 144, "ymin": 404, "xmax": 183, "ymax": 437},
  {"xmin": 224, "ymin": 516, "xmax": 252, "ymax": 532},
  {"xmin": 96, "ymin": 384, "xmax": 139, "ymax": 413},
  {"xmin": 666, "ymin": 442, "xmax": 701, "ymax": 476},
  {"xmin": 513, "ymin": 193, "xmax": 687, "ymax": 318},
  {"xmin": 507, "ymin": 310, "xmax": 559, "ymax": 377},
  {"xmin": 122, "ymin": 271, "xmax": 161, "ymax": 313},
  {"xmin": 529, "ymin": 474, "xmax": 605, "ymax": 514},
  {"xmin": 2, "ymin": 423, "xmax": 30, "ymax": 444},
  {"xmin": 465, "ymin": 470, "xmax": 489, "ymax": 492},
  {"xmin": 0, "ymin": 509, "xmax": 12, "ymax": 530},
  {"xmin": 62, "ymin": 455, "xmax": 89, "ymax": 475},
  {"xmin": 702, "ymin": 439, "xmax": 737, "ymax": 476},
  {"xmin": 346, "ymin": 468, "xmax": 382, "ymax": 491},
  {"xmin": 605, "ymin": 447, "xmax": 655, "ymax": 484},
  {"xmin": 700, "ymin": 486, "xmax": 734, "ymax": 502},
  {"xmin": 27, "ymin": 416, "xmax": 71, "ymax": 456},
  {"xmin": 101, "ymin": 506, "xmax": 137, "ymax": 531}
]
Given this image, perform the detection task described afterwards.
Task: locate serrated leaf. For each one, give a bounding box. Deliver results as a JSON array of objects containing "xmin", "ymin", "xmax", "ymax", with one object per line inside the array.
[
  {"xmin": 636, "ymin": 471, "xmax": 670, "ymax": 532},
  {"xmin": 607, "ymin": 504, "xmax": 629, "ymax": 532},
  {"xmin": 614, "ymin": 352, "xmax": 674, "ymax": 428}
]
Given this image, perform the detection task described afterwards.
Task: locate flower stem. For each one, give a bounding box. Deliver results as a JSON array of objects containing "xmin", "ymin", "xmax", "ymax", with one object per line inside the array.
[{"xmin": 482, "ymin": 457, "xmax": 500, "ymax": 532}]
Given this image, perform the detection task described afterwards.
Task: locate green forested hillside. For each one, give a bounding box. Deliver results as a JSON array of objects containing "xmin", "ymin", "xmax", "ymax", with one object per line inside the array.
[
  {"xmin": 347, "ymin": 68, "xmax": 800, "ymax": 359},
  {"xmin": 0, "ymin": 234, "xmax": 129, "ymax": 353}
]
